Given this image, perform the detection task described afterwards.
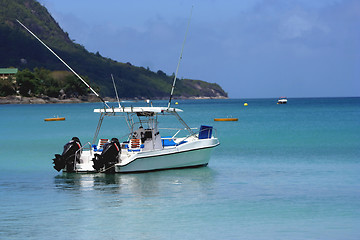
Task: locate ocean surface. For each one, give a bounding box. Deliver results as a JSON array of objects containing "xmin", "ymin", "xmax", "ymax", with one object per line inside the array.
[{"xmin": 0, "ymin": 98, "xmax": 359, "ymax": 240}]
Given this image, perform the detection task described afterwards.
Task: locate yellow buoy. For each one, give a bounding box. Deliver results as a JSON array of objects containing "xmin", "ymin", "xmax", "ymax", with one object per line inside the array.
[
  {"xmin": 175, "ymin": 102, "xmax": 178, "ymax": 105},
  {"xmin": 244, "ymin": 103, "xmax": 248, "ymax": 106}
]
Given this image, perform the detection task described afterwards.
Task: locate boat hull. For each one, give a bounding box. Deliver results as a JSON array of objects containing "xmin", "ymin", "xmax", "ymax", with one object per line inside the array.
[
  {"xmin": 117, "ymin": 138, "xmax": 218, "ymax": 173},
  {"xmin": 117, "ymin": 146, "xmax": 215, "ymax": 173}
]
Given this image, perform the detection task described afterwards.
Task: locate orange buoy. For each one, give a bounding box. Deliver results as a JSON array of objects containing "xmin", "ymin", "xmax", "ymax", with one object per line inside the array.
[
  {"xmin": 214, "ymin": 118, "xmax": 238, "ymax": 122},
  {"xmin": 44, "ymin": 117, "xmax": 65, "ymax": 121}
]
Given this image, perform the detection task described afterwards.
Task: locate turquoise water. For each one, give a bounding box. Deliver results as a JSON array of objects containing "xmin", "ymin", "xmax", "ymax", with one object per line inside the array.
[{"xmin": 0, "ymin": 98, "xmax": 359, "ymax": 240}]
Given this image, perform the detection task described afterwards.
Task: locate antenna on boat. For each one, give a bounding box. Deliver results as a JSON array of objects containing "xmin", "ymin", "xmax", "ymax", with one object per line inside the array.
[
  {"xmin": 111, "ymin": 74, "xmax": 121, "ymax": 108},
  {"xmin": 16, "ymin": 19, "xmax": 110, "ymax": 108},
  {"xmin": 167, "ymin": 6, "xmax": 193, "ymax": 109}
]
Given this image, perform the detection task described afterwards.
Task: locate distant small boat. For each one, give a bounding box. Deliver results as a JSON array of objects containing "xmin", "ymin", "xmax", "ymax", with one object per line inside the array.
[
  {"xmin": 277, "ymin": 97, "xmax": 287, "ymax": 104},
  {"xmin": 214, "ymin": 118, "xmax": 238, "ymax": 122},
  {"xmin": 44, "ymin": 117, "xmax": 65, "ymax": 122}
]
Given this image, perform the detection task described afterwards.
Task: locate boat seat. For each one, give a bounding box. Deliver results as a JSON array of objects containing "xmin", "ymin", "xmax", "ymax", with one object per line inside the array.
[
  {"xmin": 162, "ymin": 137, "xmax": 188, "ymax": 147},
  {"xmin": 162, "ymin": 137, "xmax": 176, "ymax": 146},
  {"xmin": 98, "ymin": 138, "xmax": 109, "ymax": 149},
  {"xmin": 130, "ymin": 138, "xmax": 141, "ymax": 148},
  {"xmin": 127, "ymin": 138, "xmax": 144, "ymax": 152}
]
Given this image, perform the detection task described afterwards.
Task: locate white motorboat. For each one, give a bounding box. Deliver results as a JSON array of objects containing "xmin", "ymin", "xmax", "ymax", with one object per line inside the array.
[
  {"xmin": 53, "ymin": 105, "xmax": 219, "ymax": 173},
  {"xmin": 277, "ymin": 97, "xmax": 288, "ymax": 104}
]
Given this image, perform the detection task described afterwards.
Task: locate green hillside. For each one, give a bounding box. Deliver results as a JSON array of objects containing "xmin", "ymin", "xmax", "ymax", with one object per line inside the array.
[{"xmin": 0, "ymin": 0, "xmax": 227, "ymax": 99}]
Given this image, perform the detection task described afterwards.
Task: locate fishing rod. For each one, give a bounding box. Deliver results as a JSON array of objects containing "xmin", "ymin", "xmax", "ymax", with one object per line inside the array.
[
  {"xmin": 111, "ymin": 74, "xmax": 121, "ymax": 108},
  {"xmin": 16, "ymin": 19, "xmax": 110, "ymax": 108},
  {"xmin": 167, "ymin": 6, "xmax": 193, "ymax": 109}
]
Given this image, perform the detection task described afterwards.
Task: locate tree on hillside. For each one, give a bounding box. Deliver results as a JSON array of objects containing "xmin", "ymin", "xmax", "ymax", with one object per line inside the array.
[
  {"xmin": 16, "ymin": 69, "xmax": 38, "ymax": 96},
  {"xmin": 0, "ymin": 76, "xmax": 16, "ymax": 96}
]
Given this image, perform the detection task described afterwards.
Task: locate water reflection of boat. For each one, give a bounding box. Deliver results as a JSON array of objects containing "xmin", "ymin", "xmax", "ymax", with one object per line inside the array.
[{"xmin": 54, "ymin": 168, "xmax": 216, "ymax": 195}]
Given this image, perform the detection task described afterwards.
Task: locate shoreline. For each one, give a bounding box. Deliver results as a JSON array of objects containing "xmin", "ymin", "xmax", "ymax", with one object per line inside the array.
[
  {"xmin": 0, "ymin": 95, "xmax": 228, "ymax": 105},
  {"xmin": 0, "ymin": 95, "xmax": 99, "ymax": 104}
]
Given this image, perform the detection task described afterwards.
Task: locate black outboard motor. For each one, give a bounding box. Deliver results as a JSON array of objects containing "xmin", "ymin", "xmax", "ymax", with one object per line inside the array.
[
  {"xmin": 53, "ymin": 137, "xmax": 82, "ymax": 172},
  {"xmin": 92, "ymin": 138, "xmax": 120, "ymax": 173}
]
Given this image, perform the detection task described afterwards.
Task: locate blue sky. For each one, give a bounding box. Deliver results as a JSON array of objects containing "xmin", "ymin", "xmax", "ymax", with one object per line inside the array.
[{"xmin": 37, "ymin": 0, "xmax": 360, "ymax": 98}]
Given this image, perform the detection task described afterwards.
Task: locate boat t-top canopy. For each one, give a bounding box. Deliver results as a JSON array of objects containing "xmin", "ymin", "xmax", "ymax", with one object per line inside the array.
[
  {"xmin": 94, "ymin": 106, "xmax": 183, "ymax": 114},
  {"xmin": 93, "ymin": 106, "xmax": 190, "ymax": 140},
  {"xmin": 92, "ymin": 106, "xmax": 190, "ymax": 143}
]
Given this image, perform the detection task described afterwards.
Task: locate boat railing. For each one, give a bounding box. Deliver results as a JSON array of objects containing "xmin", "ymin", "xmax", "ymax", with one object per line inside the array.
[
  {"xmin": 159, "ymin": 127, "xmax": 197, "ymax": 138},
  {"xmin": 71, "ymin": 142, "xmax": 92, "ymax": 168},
  {"xmin": 202, "ymin": 126, "xmax": 217, "ymax": 138},
  {"xmin": 182, "ymin": 126, "xmax": 217, "ymax": 142},
  {"xmin": 80, "ymin": 142, "xmax": 93, "ymax": 152},
  {"xmin": 76, "ymin": 142, "xmax": 92, "ymax": 158},
  {"xmin": 160, "ymin": 126, "xmax": 217, "ymax": 147}
]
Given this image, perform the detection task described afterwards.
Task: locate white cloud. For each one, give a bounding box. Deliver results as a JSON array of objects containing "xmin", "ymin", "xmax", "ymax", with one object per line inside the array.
[{"xmin": 280, "ymin": 14, "xmax": 313, "ymax": 39}]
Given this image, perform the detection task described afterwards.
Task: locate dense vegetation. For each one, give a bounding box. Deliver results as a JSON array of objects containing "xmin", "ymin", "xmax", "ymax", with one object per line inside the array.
[
  {"xmin": 0, "ymin": 0, "xmax": 227, "ymax": 99},
  {"xmin": 0, "ymin": 68, "xmax": 92, "ymax": 98}
]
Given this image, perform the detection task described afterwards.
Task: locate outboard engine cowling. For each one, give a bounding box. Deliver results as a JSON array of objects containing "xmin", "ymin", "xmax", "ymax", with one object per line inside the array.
[
  {"xmin": 53, "ymin": 137, "xmax": 82, "ymax": 172},
  {"xmin": 92, "ymin": 138, "xmax": 120, "ymax": 173}
]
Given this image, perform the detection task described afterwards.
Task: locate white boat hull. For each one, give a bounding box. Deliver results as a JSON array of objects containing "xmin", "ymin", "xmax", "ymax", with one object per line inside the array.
[{"xmin": 117, "ymin": 139, "xmax": 218, "ymax": 172}]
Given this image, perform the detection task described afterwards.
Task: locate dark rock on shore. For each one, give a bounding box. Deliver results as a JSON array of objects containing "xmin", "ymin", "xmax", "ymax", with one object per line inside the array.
[{"xmin": 0, "ymin": 95, "xmax": 98, "ymax": 104}]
